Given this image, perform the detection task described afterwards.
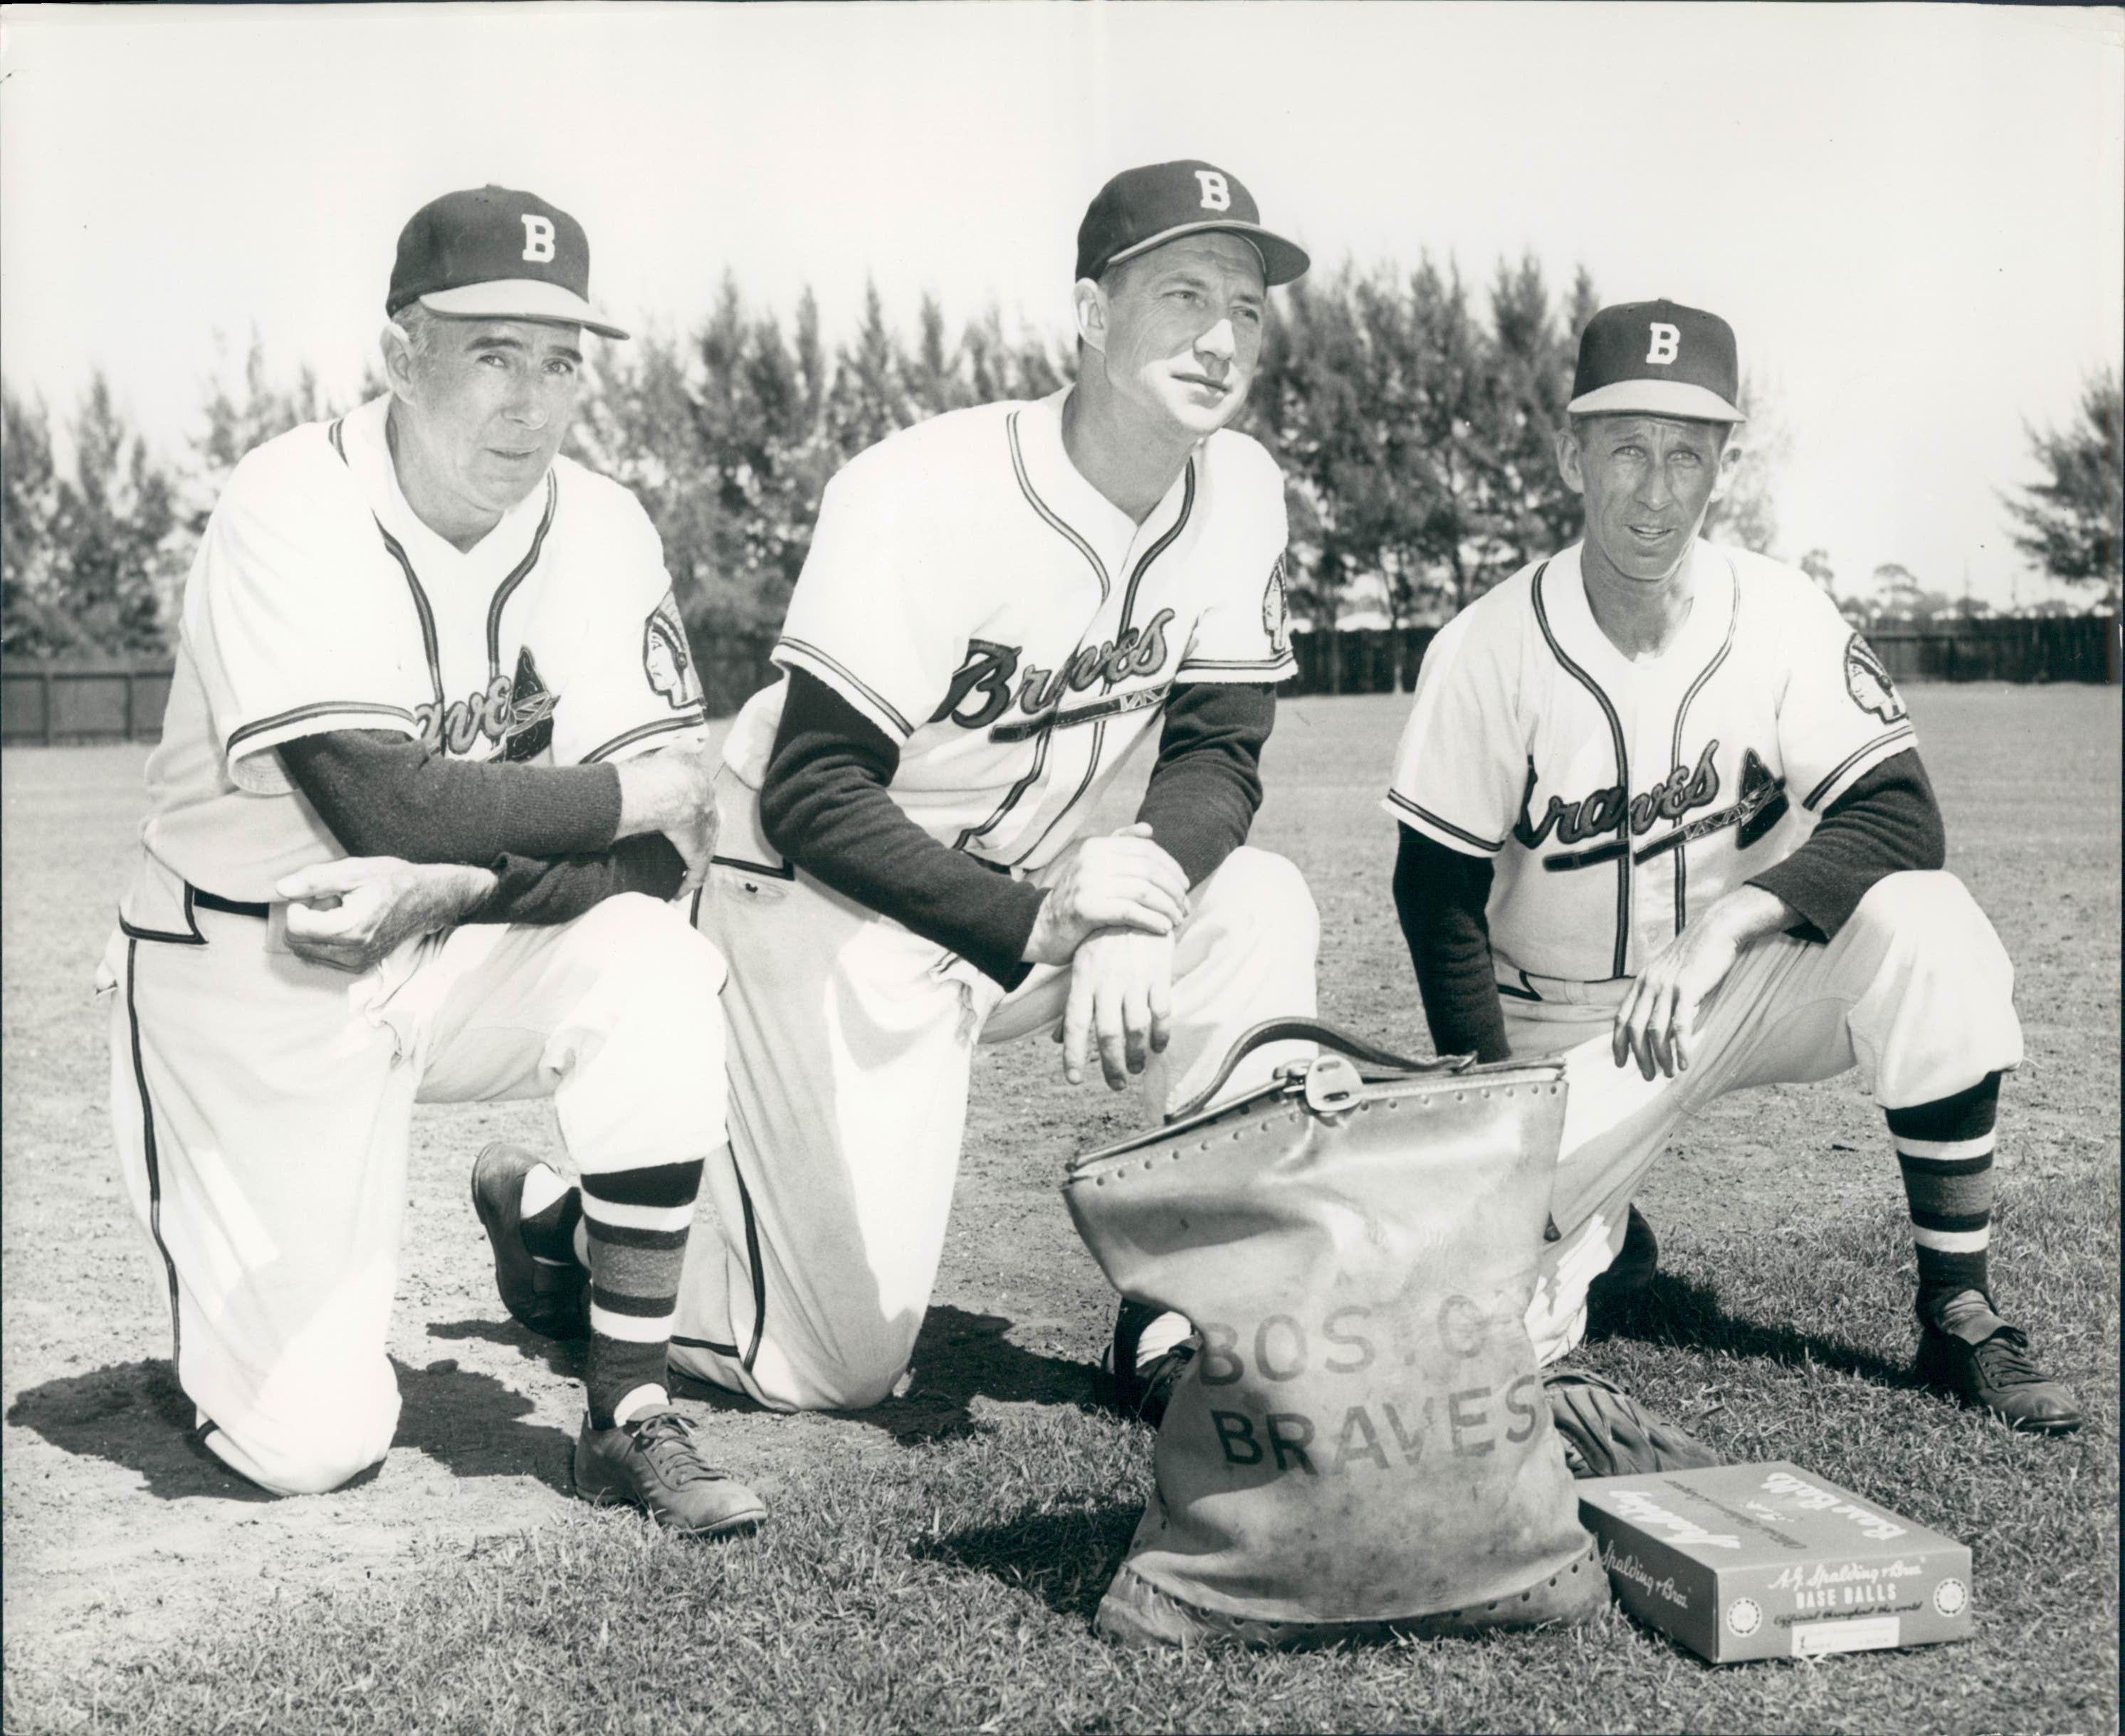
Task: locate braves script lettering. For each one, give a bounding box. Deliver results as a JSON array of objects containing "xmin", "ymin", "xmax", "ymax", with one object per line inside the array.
[{"xmin": 1516, "ymin": 739, "xmax": 1721, "ymax": 850}]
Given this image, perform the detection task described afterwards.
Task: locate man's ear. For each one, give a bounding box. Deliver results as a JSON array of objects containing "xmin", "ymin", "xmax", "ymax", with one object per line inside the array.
[
  {"xmin": 1553, "ymin": 424, "xmax": 1586, "ymax": 498},
  {"xmin": 1708, "ymin": 431, "xmax": 1743, "ymax": 503},
  {"xmin": 1072, "ymin": 278, "xmax": 1109, "ymax": 356},
  {"xmin": 380, "ymin": 323, "xmax": 419, "ymax": 405}
]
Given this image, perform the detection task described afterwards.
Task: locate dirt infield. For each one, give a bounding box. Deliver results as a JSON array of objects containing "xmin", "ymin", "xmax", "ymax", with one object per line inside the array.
[{"xmin": 3, "ymin": 685, "xmax": 2117, "ymax": 1730}]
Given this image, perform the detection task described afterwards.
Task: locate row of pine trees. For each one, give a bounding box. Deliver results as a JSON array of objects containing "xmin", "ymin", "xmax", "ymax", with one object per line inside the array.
[{"xmin": 0, "ymin": 253, "xmax": 1820, "ymax": 663}]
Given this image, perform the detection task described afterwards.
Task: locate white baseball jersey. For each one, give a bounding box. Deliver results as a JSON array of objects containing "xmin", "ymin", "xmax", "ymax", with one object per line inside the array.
[
  {"xmin": 137, "ymin": 395, "xmax": 708, "ymax": 904},
  {"xmin": 717, "ymin": 387, "xmax": 1296, "ymax": 873},
  {"xmin": 1384, "ymin": 540, "xmax": 1916, "ymax": 994}
]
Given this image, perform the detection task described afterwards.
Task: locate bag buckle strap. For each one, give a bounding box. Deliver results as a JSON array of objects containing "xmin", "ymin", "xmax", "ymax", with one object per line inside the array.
[{"xmin": 1301, "ymin": 1053, "xmax": 1364, "ymax": 1119}]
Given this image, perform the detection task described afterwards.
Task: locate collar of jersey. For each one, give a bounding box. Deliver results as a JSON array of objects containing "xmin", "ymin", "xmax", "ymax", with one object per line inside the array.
[
  {"xmin": 339, "ymin": 394, "xmax": 555, "ymax": 578},
  {"xmin": 1017, "ymin": 388, "xmax": 1195, "ymax": 581},
  {"xmin": 1548, "ymin": 538, "xmax": 1737, "ymax": 688}
]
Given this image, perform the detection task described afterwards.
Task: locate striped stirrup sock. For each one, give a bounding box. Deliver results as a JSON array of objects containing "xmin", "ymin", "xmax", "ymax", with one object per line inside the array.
[
  {"xmin": 1887, "ymin": 1073, "xmax": 2000, "ymax": 1327},
  {"xmin": 580, "ymin": 1157, "xmax": 703, "ymax": 1431}
]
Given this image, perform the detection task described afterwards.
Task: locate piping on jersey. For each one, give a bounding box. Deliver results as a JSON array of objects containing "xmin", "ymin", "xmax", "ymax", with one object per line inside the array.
[
  {"xmin": 777, "ymin": 638, "xmax": 917, "ymax": 740},
  {"xmin": 226, "ymin": 700, "xmax": 420, "ymax": 761},
  {"xmin": 330, "ymin": 418, "xmax": 446, "ymax": 712},
  {"xmin": 1530, "ymin": 561, "xmax": 1633, "ymax": 979},
  {"xmin": 669, "ymin": 1145, "xmax": 767, "ymax": 1372},
  {"xmin": 1385, "ymin": 789, "xmax": 1505, "ymax": 854},
  {"xmin": 1805, "ymin": 724, "xmax": 1916, "ymax": 811},
  {"xmin": 1664, "ymin": 557, "xmax": 1741, "ymax": 934},
  {"xmin": 1007, "ymin": 409, "xmax": 1110, "ymax": 603},
  {"xmin": 1001, "ymin": 457, "xmax": 1198, "ymax": 870},
  {"xmin": 485, "ymin": 475, "xmax": 558, "ymax": 678},
  {"xmin": 582, "ymin": 715, "xmax": 706, "ymax": 764},
  {"xmin": 1112, "ymin": 460, "xmax": 1196, "ymax": 657},
  {"xmin": 122, "ymin": 940, "xmax": 187, "ymax": 1380},
  {"xmin": 950, "ymin": 413, "xmax": 1123, "ymax": 854}
]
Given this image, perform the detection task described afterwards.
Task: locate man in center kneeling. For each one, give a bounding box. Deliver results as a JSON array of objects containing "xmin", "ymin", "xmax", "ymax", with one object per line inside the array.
[{"xmin": 491, "ymin": 160, "xmax": 1321, "ymax": 1411}]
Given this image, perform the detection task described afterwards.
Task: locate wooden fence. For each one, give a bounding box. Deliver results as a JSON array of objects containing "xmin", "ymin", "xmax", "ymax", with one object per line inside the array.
[{"xmin": 4, "ymin": 613, "xmax": 2115, "ymax": 746}]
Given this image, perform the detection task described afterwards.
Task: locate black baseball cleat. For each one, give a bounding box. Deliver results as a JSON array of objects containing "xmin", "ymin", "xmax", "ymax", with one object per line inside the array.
[
  {"xmin": 471, "ymin": 1142, "xmax": 589, "ymax": 1341},
  {"xmin": 572, "ymin": 1407, "xmax": 767, "ymax": 1537},
  {"xmin": 1103, "ymin": 1298, "xmax": 1197, "ymax": 1428},
  {"xmin": 1586, "ymin": 1204, "xmax": 1659, "ymax": 1312},
  {"xmin": 1916, "ymin": 1315, "xmax": 2083, "ymax": 1435}
]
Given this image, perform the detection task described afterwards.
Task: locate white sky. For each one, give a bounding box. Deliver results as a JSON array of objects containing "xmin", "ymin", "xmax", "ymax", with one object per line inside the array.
[{"xmin": 4, "ymin": 2, "xmax": 2120, "ymax": 606}]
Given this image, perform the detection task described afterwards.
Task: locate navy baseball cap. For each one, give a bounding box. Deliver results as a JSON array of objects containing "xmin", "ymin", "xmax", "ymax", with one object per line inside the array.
[
  {"xmin": 1076, "ymin": 160, "xmax": 1309, "ymax": 287},
  {"xmin": 1569, "ymin": 300, "xmax": 1742, "ymax": 424},
  {"xmin": 387, "ymin": 186, "xmax": 628, "ymax": 340}
]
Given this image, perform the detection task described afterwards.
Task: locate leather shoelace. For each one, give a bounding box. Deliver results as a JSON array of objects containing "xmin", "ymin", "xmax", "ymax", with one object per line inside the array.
[{"xmin": 626, "ymin": 1411, "xmax": 728, "ymax": 1485}]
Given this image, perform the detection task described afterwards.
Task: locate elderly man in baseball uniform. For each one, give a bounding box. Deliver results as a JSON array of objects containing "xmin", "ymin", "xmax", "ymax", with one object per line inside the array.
[
  {"xmin": 101, "ymin": 186, "xmax": 770, "ymax": 1529},
  {"xmin": 1385, "ymin": 299, "xmax": 2081, "ymax": 1433},
  {"xmin": 493, "ymin": 161, "xmax": 1321, "ymax": 1412}
]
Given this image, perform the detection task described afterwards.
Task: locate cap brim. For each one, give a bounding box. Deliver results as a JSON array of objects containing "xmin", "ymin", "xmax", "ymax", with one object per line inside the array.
[
  {"xmin": 1566, "ymin": 379, "xmax": 1744, "ymax": 424},
  {"xmin": 1103, "ymin": 221, "xmax": 1311, "ymax": 287},
  {"xmin": 417, "ymin": 279, "xmax": 629, "ymax": 340}
]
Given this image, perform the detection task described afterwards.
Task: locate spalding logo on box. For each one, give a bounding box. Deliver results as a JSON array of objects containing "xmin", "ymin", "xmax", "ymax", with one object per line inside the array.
[{"xmin": 1577, "ymin": 1461, "xmax": 1973, "ymax": 1663}]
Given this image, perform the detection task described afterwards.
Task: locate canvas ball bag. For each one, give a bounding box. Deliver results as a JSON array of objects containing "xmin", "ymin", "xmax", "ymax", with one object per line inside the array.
[{"xmin": 1065, "ymin": 1019, "xmax": 1610, "ymax": 1646}]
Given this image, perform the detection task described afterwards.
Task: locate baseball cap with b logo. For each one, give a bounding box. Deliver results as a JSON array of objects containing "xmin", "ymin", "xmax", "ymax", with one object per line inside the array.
[
  {"xmin": 387, "ymin": 185, "xmax": 629, "ymax": 340},
  {"xmin": 1076, "ymin": 160, "xmax": 1310, "ymax": 287},
  {"xmin": 1568, "ymin": 299, "xmax": 1742, "ymax": 424}
]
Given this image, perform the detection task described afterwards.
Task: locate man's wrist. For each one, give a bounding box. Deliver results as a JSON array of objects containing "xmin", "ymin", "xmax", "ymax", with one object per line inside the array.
[
  {"xmin": 1019, "ymin": 888, "xmax": 1056, "ymax": 964},
  {"xmin": 1707, "ymin": 883, "xmax": 1794, "ymax": 948},
  {"xmin": 439, "ymin": 863, "xmax": 501, "ymax": 925},
  {"xmin": 614, "ymin": 756, "xmax": 671, "ymax": 840}
]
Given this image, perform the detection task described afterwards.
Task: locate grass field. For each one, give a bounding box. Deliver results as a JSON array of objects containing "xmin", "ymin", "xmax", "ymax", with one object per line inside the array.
[{"xmin": 3, "ymin": 684, "xmax": 2118, "ymax": 1735}]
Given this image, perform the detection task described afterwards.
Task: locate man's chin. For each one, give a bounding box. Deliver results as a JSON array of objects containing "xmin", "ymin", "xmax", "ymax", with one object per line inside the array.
[{"xmin": 1158, "ymin": 389, "xmax": 1244, "ymax": 440}]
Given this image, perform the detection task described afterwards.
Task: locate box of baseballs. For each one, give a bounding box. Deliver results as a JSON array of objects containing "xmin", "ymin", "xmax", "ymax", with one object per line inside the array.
[{"xmin": 1576, "ymin": 1461, "xmax": 1973, "ymax": 1663}]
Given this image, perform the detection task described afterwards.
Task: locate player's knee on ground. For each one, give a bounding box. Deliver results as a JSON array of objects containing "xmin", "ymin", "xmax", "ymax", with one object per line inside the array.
[
  {"xmin": 1199, "ymin": 847, "xmax": 1321, "ymax": 960},
  {"xmin": 745, "ymin": 1317, "xmax": 923, "ymax": 1414},
  {"xmin": 206, "ymin": 1394, "xmax": 397, "ymax": 1497},
  {"xmin": 551, "ymin": 893, "xmax": 730, "ymax": 1170}
]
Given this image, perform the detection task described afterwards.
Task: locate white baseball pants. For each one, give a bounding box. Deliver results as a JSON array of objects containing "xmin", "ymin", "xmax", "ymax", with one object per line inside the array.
[
  {"xmin": 671, "ymin": 820, "xmax": 1321, "ymax": 1411},
  {"xmin": 1516, "ymin": 871, "xmax": 2023, "ymax": 1364},
  {"xmin": 104, "ymin": 855, "xmax": 727, "ymax": 1496}
]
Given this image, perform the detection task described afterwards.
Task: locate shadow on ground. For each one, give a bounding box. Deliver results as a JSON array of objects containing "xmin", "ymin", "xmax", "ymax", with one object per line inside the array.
[
  {"xmin": 7, "ymin": 1355, "xmax": 574, "ymax": 1499},
  {"xmin": 428, "ymin": 1314, "xmax": 582, "ymax": 1382},
  {"xmin": 914, "ymin": 1501, "xmax": 1143, "ymax": 1621},
  {"xmin": 670, "ymin": 1304, "xmax": 1105, "ymax": 1446},
  {"xmin": 1585, "ymin": 1271, "xmax": 1919, "ymax": 1389}
]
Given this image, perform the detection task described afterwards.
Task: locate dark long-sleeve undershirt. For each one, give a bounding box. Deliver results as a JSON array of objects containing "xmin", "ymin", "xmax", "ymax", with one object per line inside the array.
[
  {"xmin": 1397, "ymin": 747, "xmax": 1946, "ymax": 1061},
  {"xmin": 760, "ymin": 669, "xmax": 1047, "ymax": 987},
  {"xmin": 278, "ymin": 730, "xmax": 621, "ymax": 864},
  {"xmin": 760, "ymin": 670, "xmax": 1277, "ymax": 988},
  {"xmin": 1394, "ymin": 826, "xmax": 1511, "ymax": 1063},
  {"xmin": 1747, "ymin": 749, "xmax": 1946, "ymax": 940},
  {"xmin": 465, "ymin": 835, "xmax": 688, "ymax": 927},
  {"xmin": 1133, "ymin": 683, "xmax": 1275, "ymax": 886},
  {"xmin": 278, "ymin": 729, "xmax": 682, "ymax": 928}
]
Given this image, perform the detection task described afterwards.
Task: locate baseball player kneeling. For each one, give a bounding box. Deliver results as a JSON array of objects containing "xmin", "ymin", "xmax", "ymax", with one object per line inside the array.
[
  {"xmin": 1385, "ymin": 299, "xmax": 2080, "ymax": 1433},
  {"xmin": 100, "ymin": 187, "xmax": 767, "ymax": 1531},
  {"xmin": 500, "ymin": 161, "xmax": 1322, "ymax": 1412}
]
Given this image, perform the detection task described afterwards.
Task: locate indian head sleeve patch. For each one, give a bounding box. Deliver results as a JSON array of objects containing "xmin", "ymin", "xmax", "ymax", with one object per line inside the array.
[
  {"xmin": 1843, "ymin": 633, "xmax": 1906, "ymax": 724},
  {"xmin": 1261, "ymin": 553, "xmax": 1293, "ymax": 658},
  {"xmin": 643, "ymin": 591, "xmax": 703, "ymax": 710}
]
